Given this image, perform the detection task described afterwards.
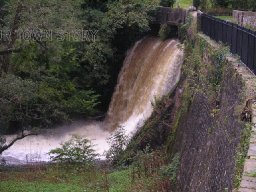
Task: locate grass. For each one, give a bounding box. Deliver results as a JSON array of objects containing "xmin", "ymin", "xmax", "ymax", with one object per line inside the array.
[
  {"xmin": 0, "ymin": 181, "xmax": 84, "ymax": 192},
  {"xmin": 234, "ymin": 123, "xmax": 252, "ymax": 188},
  {"xmin": 248, "ymin": 172, "xmax": 256, "ymax": 177},
  {"xmin": 216, "ymin": 16, "xmax": 235, "ymax": 22},
  {"xmin": 0, "ymin": 165, "xmax": 131, "ymax": 192},
  {"xmin": 174, "ymin": 0, "xmax": 193, "ymax": 9},
  {"xmin": 109, "ymin": 169, "xmax": 132, "ymax": 192},
  {"xmin": 0, "ymin": 162, "xmax": 170, "ymax": 192},
  {"xmin": 0, "ymin": 148, "xmax": 174, "ymax": 191}
]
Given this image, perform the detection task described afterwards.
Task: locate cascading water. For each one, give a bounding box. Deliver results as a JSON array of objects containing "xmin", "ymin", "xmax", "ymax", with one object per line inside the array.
[
  {"xmin": 1, "ymin": 37, "xmax": 184, "ymax": 164},
  {"xmin": 105, "ymin": 37, "xmax": 184, "ymax": 134}
]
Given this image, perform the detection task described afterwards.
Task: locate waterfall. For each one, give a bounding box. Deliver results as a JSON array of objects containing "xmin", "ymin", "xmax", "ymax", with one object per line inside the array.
[
  {"xmin": 1, "ymin": 37, "xmax": 184, "ymax": 164},
  {"xmin": 105, "ymin": 37, "xmax": 184, "ymax": 136}
]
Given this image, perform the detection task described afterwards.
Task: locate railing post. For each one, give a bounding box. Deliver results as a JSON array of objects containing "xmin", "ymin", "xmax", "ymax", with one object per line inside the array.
[
  {"xmin": 254, "ymin": 33, "xmax": 256, "ymax": 74},
  {"xmin": 237, "ymin": 26, "xmax": 242, "ymax": 57}
]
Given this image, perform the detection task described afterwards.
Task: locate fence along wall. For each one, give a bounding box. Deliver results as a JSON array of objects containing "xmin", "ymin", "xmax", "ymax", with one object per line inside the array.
[{"xmin": 200, "ymin": 13, "xmax": 256, "ymax": 74}]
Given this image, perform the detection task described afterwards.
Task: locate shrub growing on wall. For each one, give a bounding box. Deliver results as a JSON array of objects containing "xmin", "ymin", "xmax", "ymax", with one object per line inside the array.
[{"xmin": 159, "ymin": 24, "xmax": 171, "ymax": 40}]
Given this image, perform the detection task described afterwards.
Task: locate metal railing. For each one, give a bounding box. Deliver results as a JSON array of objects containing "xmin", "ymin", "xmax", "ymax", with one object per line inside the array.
[{"xmin": 200, "ymin": 13, "xmax": 256, "ymax": 74}]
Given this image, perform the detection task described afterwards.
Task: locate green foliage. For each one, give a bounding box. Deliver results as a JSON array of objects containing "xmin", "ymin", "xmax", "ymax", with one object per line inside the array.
[
  {"xmin": 193, "ymin": 0, "xmax": 200, "ymax": 8},
  {"xmin": 109, "ymin": 169, "xmax": 132, "ymax": 192},
  {"xmin": 160, "ymin": 153, "xmax": 180, "ymax": 181},
  {"xmin": 248, "ymin": 172, "xmax": 256, "ymax": 177},
  {"xmin": 250, "ymin": 0, "xmax": 256, "ymax": 11},
  {"xmin": 232, "ymin": 0, "xmax": 248, "ymax": 10},
  {"xmin": 214, "ymin": 0, "xmax": 231, "ymax": 8},
  {"xmin": 49, "ymin": 135, "xmax": 98, "ymax": 164},
  {"xmin": 193, "ymin": 0, "xmax": 256, "ymax": 10},
  {"xmin": 201, "ymin": 0, "xmax": 213, "ymax": 10},
  {"xmin": 3, "ymin": 0, "xmax": 83, "ymax": 32},
  {"xmin": 234, "ymin": 123, "xmax": 252, "ymax": 188},
  {"xmin": 158, "ymin": 24, "xmax": 171, "ymax": 40},
  {"xmin": 0, "ymin": 74, "xmax": 39, "ymax": 131},
  {"xmin": 0, "ymin": 0, "xmax": 161, "ymax": 132},
  {"xmin": 179, "ymin": 15, "xmax": 193, "ymax": 42},
  {"xmin": 132, "ymin": 147, "xmax": 166, "ymax": 176},
  {"xmin": 160, "ymin": 0, "xmax": 176, "ymax": 7},
  {"xmin": 106, "ymin": 127, "xmax": 128, "ymax": 164},
  {"xmin": 0, "ymin": 181, "xmax": 85, "ymax": 192},
  {"xmin": 209, "ymin": 47, "xmax": 228, "ymax": 89},
  {"xmin": 174, "ymin": 0, "xmax": 193, "ymax": 8}
]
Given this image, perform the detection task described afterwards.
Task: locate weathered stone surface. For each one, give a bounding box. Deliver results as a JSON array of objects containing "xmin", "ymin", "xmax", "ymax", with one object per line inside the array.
[
  {"xmin": 169, "ymin": 34, "xmax": 252, "ymax": 192},
  {"xmin": 233, "ymin": 10, "xmax": 256, "ymax": 29},
  {"xmin": 240, "ymin": 176, "xmax": 256, "ymax": 189},
  {"xmin": 239, "ymin": 188, "xmax": 256, "ymax": 192},
  {"xmin": 247, "ymin": 144, "xmax": 256, "ymax": 157}
]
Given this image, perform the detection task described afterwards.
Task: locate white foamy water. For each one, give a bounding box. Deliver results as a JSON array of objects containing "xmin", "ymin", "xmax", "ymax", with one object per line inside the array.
[
  {"xmin": 1, "ymin": 37, "xmax": 184, "ymax": 164},
  {"xmin": 2, "ymin": 121, "xmax": 110, "ymax": 164}
]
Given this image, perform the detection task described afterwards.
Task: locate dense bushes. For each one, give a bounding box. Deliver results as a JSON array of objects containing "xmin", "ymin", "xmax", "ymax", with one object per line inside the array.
[
  {"xmin": 193, "ymin": 0, "xmax": 200, "ymax": 9},
  {"xmin": 234, "ymin": 0, "xmax": 255, "ymax": 10},
  {"xmin": 0, "ymin": 75, "xmax": 38, "ymax": 132},
  {"xmin": 160, "ymin": 0, "xmax": 176, "ymax": 7}
]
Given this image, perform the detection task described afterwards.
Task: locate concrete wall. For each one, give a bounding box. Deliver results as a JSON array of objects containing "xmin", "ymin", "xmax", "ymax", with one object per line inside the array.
[
  {"xmin": 168, "ymin": 34, "xmax": 256, "ymax": 191},
  {"xmin": 157, "ymin": 8, "xmax": 187, "ymax": 25},
  {"xmin": 233, "ymin": 10, "xmax": 256, "ymax": 29}
]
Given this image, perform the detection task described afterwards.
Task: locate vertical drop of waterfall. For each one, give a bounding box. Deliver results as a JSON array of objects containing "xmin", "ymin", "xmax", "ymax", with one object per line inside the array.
[
  {"xmin": 1, "ymin": 37, "xmax": 184, "ymax": 164},
  {"xmin": 105, "ymin": 37, "xmax": 184, "ymax": 135}
]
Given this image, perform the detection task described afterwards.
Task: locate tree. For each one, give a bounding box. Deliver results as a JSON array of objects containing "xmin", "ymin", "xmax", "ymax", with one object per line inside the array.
[
  {"xmin": 249, "ymin": 0, "xmax": 256, "ymax": 11},
  {"xmin": 193, "ymin": 0, "xmax": 201, "ymax": 9},
  {"xmin": 0, "ymin": 0, "xmax": 161, "ymax": 134},
  {"xmin": 232, "ymin": 0, "xmax": 249, "ymax": 10},
  {"xmin": 49, "ymin": 135, "xmax": 98, "ymax": 164},
  {"xmin": 160, "ymin": 0, "xmax": 176, "ymax": 7},
  {"xmin": 214, "ymin": 0, "xmax": 231, "ymax": 8},
  {"xmin": 0, "ymin": 74, "xmax": 38, "ymax": 131},
  {"xmin": 200, "ymin": 0, "xmax": 211, "ymax": 10},
  {"xmin": 0, "ymin": 130, "xmax": 36, "ymax": 154},
  {"xmin": 0, "ymin": 0, "xmax": 83, "ymax": 73},
  {"xmin": 0, "ymin": 0, "xmax": 101, "ymax": 130}
]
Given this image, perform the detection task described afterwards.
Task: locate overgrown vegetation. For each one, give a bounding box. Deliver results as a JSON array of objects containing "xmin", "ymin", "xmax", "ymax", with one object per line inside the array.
[
  {"xmin": 193, "ymin": 0, "xmax": 256, "ymax": 11},
  {"xmin": 168, "ymin": 14, "xmax": 249, "ymax": 190},
  {"xmin": 0, "ymin": 148, "xmax": 180, "ymax": 192},
  {"xmin": 160, "ymin": 0, "xmax": 176, "ymax": 7},
  {"xmin": 106, "ymin": 126, "xmax": 129, "ymax": 164},
  {"xmin": 174, "ymin": 0, "xmax": 193, "ymax": 8},
  {"xmin": 234, "ymin": 123, "xmax": 252, "ymax": 188},
  {"xmin": 159, "ymin": 24, "xmax": 171, "ymax": 40}
]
